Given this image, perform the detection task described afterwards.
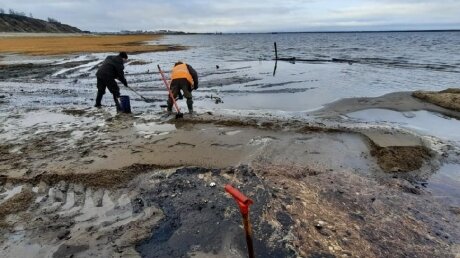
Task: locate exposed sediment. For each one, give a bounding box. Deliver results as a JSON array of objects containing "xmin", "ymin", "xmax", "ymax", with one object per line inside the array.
[{"xmin": 413, "ymin": 88, "xmax": 460, "ymax": 113}]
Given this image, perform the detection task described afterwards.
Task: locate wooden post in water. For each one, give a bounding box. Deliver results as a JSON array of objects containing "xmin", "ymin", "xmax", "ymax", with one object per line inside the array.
[
  {"xmin": 274, "ymin": 42, "xmax": 278, "ymax": 60},
  {"xmin": 273, "ymin": 42, "xmax": 278, "ymax": 76}
]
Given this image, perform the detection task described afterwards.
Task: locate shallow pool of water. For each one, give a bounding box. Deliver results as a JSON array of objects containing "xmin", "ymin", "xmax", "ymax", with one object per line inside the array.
[
  {"xmin": 347, "ymin": 109, "xmax": 460, "ymax": 142},
  {"xmin": 427, "ymin": 163, "xmax": 460, "ymax": 206}
]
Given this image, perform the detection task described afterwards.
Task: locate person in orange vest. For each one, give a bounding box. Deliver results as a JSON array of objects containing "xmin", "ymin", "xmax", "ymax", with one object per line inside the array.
[{"xmin": 167, "ymin": 61, "xmax": 199, "ymax": 114}]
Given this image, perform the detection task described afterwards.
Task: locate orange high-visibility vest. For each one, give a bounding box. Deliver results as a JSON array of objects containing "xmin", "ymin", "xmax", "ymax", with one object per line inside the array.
[{"xmin": 171, "ymin": 63, "xmax": 194, "ymax": 88}]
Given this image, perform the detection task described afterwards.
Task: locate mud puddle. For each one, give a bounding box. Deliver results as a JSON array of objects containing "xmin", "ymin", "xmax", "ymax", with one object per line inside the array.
[{"xmin": 427, "ymin": 163, "xmax": 460, "ymax": 206}]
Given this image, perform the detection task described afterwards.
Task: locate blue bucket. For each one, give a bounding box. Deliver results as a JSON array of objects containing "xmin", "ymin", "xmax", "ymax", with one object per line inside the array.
[{"xmin": 119, "ymin": 95, "xmax": 131, "ymax": 113}]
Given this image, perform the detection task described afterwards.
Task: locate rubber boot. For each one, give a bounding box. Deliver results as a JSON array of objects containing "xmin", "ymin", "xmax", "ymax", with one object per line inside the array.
[
  {"xmin": 187, "ymin": 98, "xmax": 193, "ymax": 114},
  {"xmin": 113, "ymin": 95, "xmax": 122, "ymax": 112},
  {"xmin": 95, "ymin": 91, "xmax": 104, "ymax": 107}
]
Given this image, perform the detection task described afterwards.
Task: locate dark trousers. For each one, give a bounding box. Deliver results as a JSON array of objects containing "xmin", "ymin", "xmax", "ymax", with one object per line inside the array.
[
  {"xmin": 167, "ymin": 78, "xmax": 193, "ymax": 112},
  {"xmin": 96, "ymin": 76, "xmax": 121, "ymax": 110}
]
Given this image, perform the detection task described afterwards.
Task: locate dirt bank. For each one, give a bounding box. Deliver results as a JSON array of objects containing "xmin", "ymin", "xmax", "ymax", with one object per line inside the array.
[
  {"xmin": 369, "ymin": 143, "xmax": 431, "ymax": 173},
  {"xmin": 413, "ymin": 88, "xmax": 460, "ymax": 112}
]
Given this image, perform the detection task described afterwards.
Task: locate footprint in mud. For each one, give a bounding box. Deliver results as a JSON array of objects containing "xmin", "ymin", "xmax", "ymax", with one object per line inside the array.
[
  {"xmin": 0, "ymin": 181, "xmax": 162, "ymax": 258},
  {"xmin": 168, "ymin": 142, "xmax": 196, "ymax": 148},
  {"xmin": 0, "ymin": 166, "xmax": 297, "ymax": 258}
]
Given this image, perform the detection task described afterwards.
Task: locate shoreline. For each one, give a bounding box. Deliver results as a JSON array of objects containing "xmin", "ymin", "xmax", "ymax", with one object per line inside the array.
[{"xmin": 0, "ymin": 45, "xmax": 459, "ymax": 256}]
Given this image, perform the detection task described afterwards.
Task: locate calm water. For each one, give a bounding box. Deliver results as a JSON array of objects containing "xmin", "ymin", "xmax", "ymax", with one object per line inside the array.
[
  {"xmin": 156, "ymin": 32, "xmax": 460, "ymax": 72},
  {"xmin": 2, "ymin": 31, "xmax": 459, "ymax": 114},
  {"xmin": 121, "ymin": 31, "xmax": 460, "ymax": 113}
]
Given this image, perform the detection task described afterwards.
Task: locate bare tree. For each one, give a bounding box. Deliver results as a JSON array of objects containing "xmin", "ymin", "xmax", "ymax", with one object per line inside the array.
[
  {"xmin": 0, "ymin": 8, "xmax": 5, "ymax": 14},
  {"xmin": 9, "ymin": 9, "xmax": 15, "ymax": 15},
  {"xmin": 48, "ymin": 17, "xmax": 60, "ymax": 23},
  {"xmin": 29, "ymin": 12, "xmax": 33, "ymax": 18}
]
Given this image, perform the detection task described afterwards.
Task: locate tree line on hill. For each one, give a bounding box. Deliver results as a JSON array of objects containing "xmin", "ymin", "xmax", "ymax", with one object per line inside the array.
[{"xmin": 0, "ymin": 7, "xmax": 60, "ymax": 24}]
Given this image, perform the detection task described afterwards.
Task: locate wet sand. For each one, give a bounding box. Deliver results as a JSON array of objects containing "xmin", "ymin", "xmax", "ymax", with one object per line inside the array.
[
  {"xmin": 0, "ymin": 106, "xmax": 459, "ymax": 257},
  {"xmin": 0, "ymin": 55, "xmax": 459, "ymax": 257}
]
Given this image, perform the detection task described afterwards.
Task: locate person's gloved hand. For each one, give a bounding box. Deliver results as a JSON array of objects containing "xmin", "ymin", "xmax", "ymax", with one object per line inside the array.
[{"xmin": 178, "ymin": 91, "xmax": 184, "ymax": 100}]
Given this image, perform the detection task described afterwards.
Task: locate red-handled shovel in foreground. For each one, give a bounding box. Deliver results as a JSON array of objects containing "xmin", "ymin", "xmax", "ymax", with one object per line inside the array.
[
  {"xmin": 157, "ymin": 65, "xmax": 183, "ymax": 119},
  {"xmin": 225, "ymin": 184, "xmax": 255, "ymax": 258}
]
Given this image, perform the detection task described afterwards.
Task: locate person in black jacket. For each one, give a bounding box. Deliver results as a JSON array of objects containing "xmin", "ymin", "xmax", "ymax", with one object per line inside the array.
[
  {"xmin": 95, "ymin": 52, "xmax": 129, "ymax": 110},
  {"xmin": 167, "ymin": 61, "xmax": 199, "ymax": 114}
]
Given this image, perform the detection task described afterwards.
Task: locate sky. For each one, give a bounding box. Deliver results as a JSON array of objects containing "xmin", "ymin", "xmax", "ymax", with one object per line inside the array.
[{"xmin": 1, "ymin": 0, "xmax": 460, "ymax": 32}]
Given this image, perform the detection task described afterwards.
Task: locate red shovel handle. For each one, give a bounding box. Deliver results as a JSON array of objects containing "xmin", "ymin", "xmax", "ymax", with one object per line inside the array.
[
  {"xmin": 225, "ymin": 184, "xmax": 253, "ymax": 215},
  {"xmin": 157, "ymin": 65, "xmax": 181, "ymax": 113}
]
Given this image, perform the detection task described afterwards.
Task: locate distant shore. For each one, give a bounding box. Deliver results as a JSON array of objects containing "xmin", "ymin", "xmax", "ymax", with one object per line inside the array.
[{"xmin": 0, "ymin": 34, "xmax": 186, "ymax": 56}]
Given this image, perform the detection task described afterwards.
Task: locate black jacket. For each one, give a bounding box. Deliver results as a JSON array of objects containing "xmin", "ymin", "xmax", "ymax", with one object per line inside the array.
[
  {"xmin": 186, "ymin": 64, "xmax": 199, "ymax": 89},
  {"xmin": 96, "ymin": 55, "xmax": 127, "ymax": 86}
]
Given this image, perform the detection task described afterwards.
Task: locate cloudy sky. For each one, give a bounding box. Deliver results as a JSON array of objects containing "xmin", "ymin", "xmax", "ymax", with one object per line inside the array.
[{"xmin": 1, "ymin": 0, "xmax": 460, "ymax": 32}]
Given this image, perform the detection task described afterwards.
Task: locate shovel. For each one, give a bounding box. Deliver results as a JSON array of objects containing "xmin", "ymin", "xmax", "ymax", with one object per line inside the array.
[
  {"xmin": 124, "ymin": 85, "xmax": 156, "ymax": 103},
  {"xmin": 157, "ymin": 65, "xmax": 183, "ymax": 119}
]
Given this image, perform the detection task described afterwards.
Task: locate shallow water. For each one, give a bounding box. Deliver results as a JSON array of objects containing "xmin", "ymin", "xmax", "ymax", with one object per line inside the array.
[
  {"xmin": 347, "ymin": 109, "xmax": 460, "ymax": 142},
  {"xmin": 428, "ymin": 163, "xmax": 460, "ymax": 206},
  {"xmin": 1, "ymin": 32, "xmax": 459, "ymax": 117}
]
